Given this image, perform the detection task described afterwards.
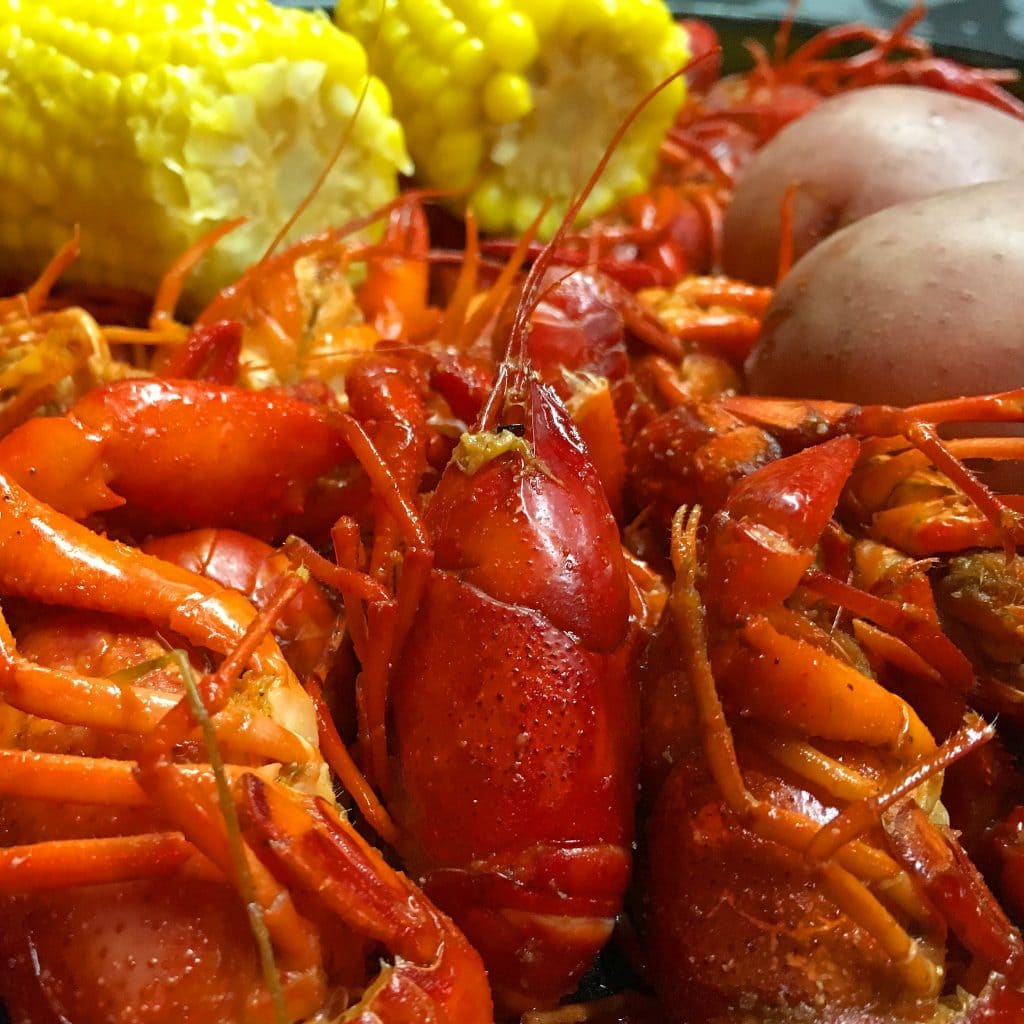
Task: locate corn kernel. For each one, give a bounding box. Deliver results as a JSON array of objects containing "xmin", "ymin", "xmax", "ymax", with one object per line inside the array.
[
  {"xmin": 484, "ymin": 11, "xmax": 538, "ymax": 72},
  {"xmin": 450, "ymin": 36, "xmax": 489, "ymax": 85},
  {"xmin": 559, "ymin": 0, "xmax": 617, "ymax": 37},
  {"xmin": 469, "ymin": 178, "xmax": 507, "ymax": 227},
  {"xmin": 461, "ymin": 0, "xmax": 505, "ymax": 31},
  {"xmin": 105, "ymin": 31, "xmax": 140, "ymax": 74},
  {"xmin": 512, "ymin": 193, "xmax": 544, "ymax": 233},
  {"xmin": 328, "ymin": 30, "xmax": 368, "ymax": 86},
  {"xmin": 435, "ymin": 85, "xmax": 481, "ymax": 127},
  {"xmin": 429, "ymin": 127, "xmax": 484, "ymax": 187},
  {"xmin": 366, "ymin": 74, "xmax": 394, "ymax": 118},
  {"xmin": 429, "ymin": 17, "xmax": 468, "ymax": 57},
  {"xmin": 418, "ymin": 60, "xmax": 450, "ymax": 98},
  {"xmin": 406, "ymin": 112, "xmax": 439, "ymax": 155},
  {"xmin": 396, "ymin": 48, "xmax": 433, "ymax": 94},
  {"xmin": 483, "ymin": 70, "xmax": 532, "ymax": 123},
  {"xmin": 510, "ymin": 0, "xmax": 562, "ymax": 39},
  {"xmin": 405, "ymin": 0, "xmax": 447, "ymax": 38},
  {"xmin": 380, "ymin": 17, "xmax": 411, "ymax": 52}
]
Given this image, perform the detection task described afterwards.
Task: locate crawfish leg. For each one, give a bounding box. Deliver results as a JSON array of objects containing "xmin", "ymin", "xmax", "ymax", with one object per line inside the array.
[
  {"xmin": 241, "ymin": 775, "xmax": 494, "ymax": 1024},
  {"xmin": 0, "ymin": 470, "xmax": 319, "ymax": 761}
]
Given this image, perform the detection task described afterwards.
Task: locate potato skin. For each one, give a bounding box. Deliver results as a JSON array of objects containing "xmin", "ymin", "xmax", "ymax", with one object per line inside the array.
[
  {"xmin": 722, "ymin": 85, "xmax": 1024, "ymax": 285},
  {"xmin": 745, "ymin": 179, "xmax": 1024, "ymax": 406}
]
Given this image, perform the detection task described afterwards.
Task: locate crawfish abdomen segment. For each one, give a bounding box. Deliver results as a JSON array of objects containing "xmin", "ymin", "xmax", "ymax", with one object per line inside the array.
[
  {"xmin": 0, "ymin": 881, "xmax": 268, "ymax": 1024},
  {"xmin": 393, "ymin": 572, "xmax": 637, "ymax": 862},
  {"xmin": 392, "ymin": 562, "xmax": 638, "ymax": 1011},
  {"xmin": 644, "ymin": 754, "xmax": 915, "ymax": 1023}
]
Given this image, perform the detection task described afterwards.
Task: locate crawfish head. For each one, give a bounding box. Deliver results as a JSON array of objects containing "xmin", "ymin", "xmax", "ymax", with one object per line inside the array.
[{"xmin": 428, "ymin": 375, "xmax": 631, "ymax": 651}]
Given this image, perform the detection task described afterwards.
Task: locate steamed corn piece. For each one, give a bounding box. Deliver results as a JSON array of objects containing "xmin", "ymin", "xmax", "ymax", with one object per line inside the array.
[
  {"xmin": 0, "ymin": 0, "xmax": 409, "ymax": 303},
  {"xmin": 338, "ymin": 0, "xmax": 689, "ymax": 237}
]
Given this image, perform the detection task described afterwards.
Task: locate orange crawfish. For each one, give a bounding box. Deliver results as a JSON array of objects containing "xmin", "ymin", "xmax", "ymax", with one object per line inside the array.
[
  {"xmin": 627, "ymin": 382, "xmax": 1024, "ymax": 1021},
  {"xmin": 0, "ymin": 198, "xmax": 492, "ymax": 544},
  {"xmin": 140, "ymin": 528, "xmax": 340, "ymax": 681},
  {"xmin": 384, "ymin": 358, "xmax": 645, "ymax": 1015},
  {"xmin": 268, "ymin": 192, "xmax": 673, "ymax": 1015},
  {"xmin": 684, "ymin": 5, "xmax": 1024, "ymax": 149}
]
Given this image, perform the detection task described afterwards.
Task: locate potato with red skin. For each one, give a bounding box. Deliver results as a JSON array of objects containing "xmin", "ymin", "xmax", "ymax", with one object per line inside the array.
[
  {"xmin": 723, "ymin": 86, "xmax": 1024, "ymax": 285},
  {"xmin": 746, "ymin": 178, "xmax": 1024, "ymax": 406}
]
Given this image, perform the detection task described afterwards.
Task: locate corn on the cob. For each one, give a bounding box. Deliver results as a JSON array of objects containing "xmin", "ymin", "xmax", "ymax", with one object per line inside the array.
[
  {"xmin": 0, "ymin": 0, "xmax": 409, "ymax": 302},
  {"xmin": 337, "ymin": 0, "xmax": 689, "ymax": 237}
]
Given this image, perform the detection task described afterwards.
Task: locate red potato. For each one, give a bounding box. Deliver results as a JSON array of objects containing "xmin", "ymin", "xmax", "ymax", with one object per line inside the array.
[
  {"xmin": 723, "ymin": 85, "xmax": 1024, "ymax": 285},
  {"xmin": 746, "ymin": 178, "xmax": 1024, "ymax": 406}
]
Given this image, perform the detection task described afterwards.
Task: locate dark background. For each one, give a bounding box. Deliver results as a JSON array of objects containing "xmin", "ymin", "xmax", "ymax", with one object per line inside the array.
[{"xmin": 668, "ymin": 0, "xmax": 1024, "ymax": 63}]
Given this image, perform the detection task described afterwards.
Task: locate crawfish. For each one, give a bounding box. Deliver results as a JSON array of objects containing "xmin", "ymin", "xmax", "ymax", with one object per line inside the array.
[
  {"xmin": 195, "ymin": 195, "xmax": 436, "ymax": 388},
  {"xmin": 0, "ymin": 192, "xmax": 474, "ymax": 547},
  {"xmin": 0, "ymin": 248, "xmax": 460, "ymax": 545},
  {"xmin": 390, "ymin": 362, "xmax": 644, "ymax": 1015},
  {"xmin": 141, "ymin": 528, "xmax": 339, "ymax": 680},
  {"xmin": 626, "ymin": 386, "xmax": 1024, "ymax": 562},
  {"xmin": 293, "ymin": 310, "xmax": 649, "ymax": 1018},
  {"xmin": 687, "ymin": 4, "xmax": 1024, "ymax": 151},
  {"xmin": 639, "ymin": 436, "xmax": 1024, "ymax": 1022}
]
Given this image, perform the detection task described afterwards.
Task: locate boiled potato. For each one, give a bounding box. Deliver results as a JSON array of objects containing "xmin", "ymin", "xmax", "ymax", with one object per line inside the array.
[
  {"xmin": 746, "ymin": 179, "xmax": 1024, "ymax": 406},
  {"xmin": 723, "ymin": 86, "xmax": 1024, "ymax": 285}
]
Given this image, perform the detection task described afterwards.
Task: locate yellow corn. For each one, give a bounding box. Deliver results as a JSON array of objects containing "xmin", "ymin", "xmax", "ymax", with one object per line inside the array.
[
  {"xmin": 337, "ymin": 0, "xmax": 690, "ymax": 237},
  {"xmin": 0, "ymin": 0, "xmax": 409, "ymax": 302}
]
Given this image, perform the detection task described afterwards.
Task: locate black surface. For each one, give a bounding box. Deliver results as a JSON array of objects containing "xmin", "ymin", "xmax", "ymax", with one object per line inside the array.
[{"xmin": 283, "ymin": 0, "xmax": 1024, "ymax": 63}]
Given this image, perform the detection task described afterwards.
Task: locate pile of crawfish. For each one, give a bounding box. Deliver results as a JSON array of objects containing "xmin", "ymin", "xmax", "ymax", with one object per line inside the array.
[{"xmin": 4, "ymin": 10, "xmax": 1024, "ymax": 1024}]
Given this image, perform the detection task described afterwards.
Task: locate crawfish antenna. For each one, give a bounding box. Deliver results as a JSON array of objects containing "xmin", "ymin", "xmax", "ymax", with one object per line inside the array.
[
  {"xmin": 772, "ymin": 0, "xmax": 802, "ymax": 66},
  {"xmin": 891, "ymin": 2, "xmax": 928, "ymax": 49},
  {"xmin": 776, "ymin": 181, "xmax": 800, "ymax": 283},
  {"xmin": 261, "ymin": 0, "xmax": 386, "ymax": 264},
  {"xmin": 505, "ymin": 48, "xmax": 720, "ymax": 390},
  {"xmin": 261, "ymin": 80, "xmax": 374, "ymax": 266}
]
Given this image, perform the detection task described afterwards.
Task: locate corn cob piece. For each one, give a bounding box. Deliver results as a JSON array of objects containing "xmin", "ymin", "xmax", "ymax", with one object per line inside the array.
[
  {"xmin": 337, "ymin": 0, "xmax": 690, "ymax": 237},
  {"xmin": 0, "ymin": 0, "xmax": 409, "ymax": 303}
]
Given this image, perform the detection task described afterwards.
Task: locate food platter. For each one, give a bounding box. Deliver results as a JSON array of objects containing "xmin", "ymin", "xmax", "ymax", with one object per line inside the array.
[{"xmin": 3, "ymin": 2, "xmax": 1024, "ymax": 1023}]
